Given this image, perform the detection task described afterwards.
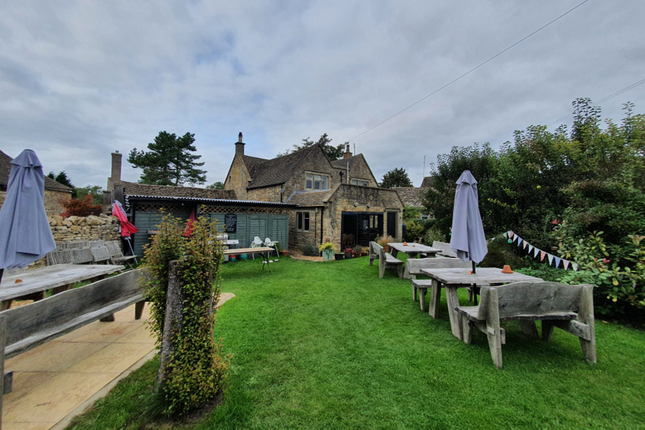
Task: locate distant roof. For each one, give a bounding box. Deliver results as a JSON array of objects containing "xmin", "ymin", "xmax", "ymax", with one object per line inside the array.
[
  {"xmin": 393, "ymin": 187, "xmax": 426, "ymax": 207},
  {"xmin": 114, "ymin": 181, "xmax": 236, "ymax": 200},
  {"xmin": 421, "ymin": 176, "xmax": 434, "ymax": 188},
  {"xmin": 245, "ymin": 144, "xmax": 325, "ymax": 189},
  {"xmin": 330, "ymin": 154, "xmax": 362, "ymax": 170},
  {"xmin": 125, "ymin": 194, "xmax": 295, "ymax": 207},
  {"xmin": 0, "ymin": 150, "xmax": 73, "ymax": 193}
]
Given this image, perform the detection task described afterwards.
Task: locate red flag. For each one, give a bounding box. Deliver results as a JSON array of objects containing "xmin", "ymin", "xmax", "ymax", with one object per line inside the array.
[{"xmin": 185, "ymin": 209, "xmax": 196, "ymax": 237}]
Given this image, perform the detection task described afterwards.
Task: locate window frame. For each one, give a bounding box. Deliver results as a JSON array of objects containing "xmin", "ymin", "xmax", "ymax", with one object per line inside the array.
[
  {"xmin": 297, "ymin": 211, "xmax": 311, "ymax": 232},
  {"xmin": 305, "ymin": 172, "xmax": 330, "ymax": 191}
]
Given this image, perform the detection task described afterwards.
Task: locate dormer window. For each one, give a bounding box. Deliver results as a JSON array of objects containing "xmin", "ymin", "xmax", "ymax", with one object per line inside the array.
[{"xmin": 306, "ymin": 173, "xmax": 329, "ymax": 190}]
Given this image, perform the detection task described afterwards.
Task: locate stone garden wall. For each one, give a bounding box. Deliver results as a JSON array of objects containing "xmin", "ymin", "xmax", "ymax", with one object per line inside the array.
[{"xmin": 48, "ymin": 214, "xmax": 120, "ymax": 242}]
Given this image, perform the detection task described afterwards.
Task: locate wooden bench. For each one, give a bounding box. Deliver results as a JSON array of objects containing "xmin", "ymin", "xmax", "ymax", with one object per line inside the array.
[
  {"xmin": 0, "ymin": 268, "xmax": 147, "ymax": 422},
  {"xmin": 432, "ymin": 241, "xmax": 458, "ymax": 258},
  {"xmin": 455, "ymin": 281, "xmax": 596, "ymax": 369},
  {"xmin": 371, "ymin": 242, "xmax": 403, "ymax": 279},
  {"xmin": 106, "ymin": 240, "xmax": 138, "ymax": 267},
  {"xmin": 407, "ymin": 257, "xmax": 471, "ymax": 311}
]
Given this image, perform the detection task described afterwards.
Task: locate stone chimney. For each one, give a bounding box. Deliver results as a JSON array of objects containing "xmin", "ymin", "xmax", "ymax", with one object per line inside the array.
[
  {"xmin": 235, "ymin": 132, "xmax": 245, "ymax": 156},
  {"xmin": 343, "ymin": 143, "xmax": 352, "ymax": 159},
  {"xmin": 108, "ymin": 151, "xmax": 122, "ymax": 189}
]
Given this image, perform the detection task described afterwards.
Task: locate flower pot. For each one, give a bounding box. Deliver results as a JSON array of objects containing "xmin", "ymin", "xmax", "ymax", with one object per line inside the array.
[
  {"xmin": 280, "ymin": 250, "xmax": 289, "ymax": 257},
  {"xmin": 322, "ymin": 249, "xmax": 334, "ymax": 262},
  {"xmin": 334, "ymin": 253, "xmax": 344, "ymax": 260},
  {"xmin": 353, "ymin": 252, "xmax": 361, "ymax": 258},
  {"xmin": 383, "ymin": 245, "xmax": 391, "ymax": 253},
  {"xmin": 344, "ymin": 252, "xmax": 353, "ymax": 259}
]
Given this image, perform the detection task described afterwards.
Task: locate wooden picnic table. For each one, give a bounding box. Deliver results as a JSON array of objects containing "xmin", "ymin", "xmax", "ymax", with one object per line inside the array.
[
  {"xmin": 389, "ymin": 243, "xmax": 441, "ymax": 259},
  {"xmin": 224, "ymin": 247, "xmax": 275, "ymax": 273},
  {"xmin": 419, "ymin": 267, "xmax": 543, "ymax": 340},
  {"xmin": 0, "ymin": 264, "xmax": 125, "ymax": 310}
]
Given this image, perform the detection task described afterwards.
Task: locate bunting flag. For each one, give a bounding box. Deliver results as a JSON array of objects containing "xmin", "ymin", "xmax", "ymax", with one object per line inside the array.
[
  {"xmin": 509, "ymin": 231, "xmax": 515, "ymax": 239},
  {"xmin": 528, "ymin": 244, "xmax": 534, "ymax": 253},
  {"xmin": 503, "ymin": 232, "xmax": 509, "ymax": 239},
  {"xmin": 534, "ymin": 247, "xmax": 540, "ymax": 258},
  {"xmin": 513, "ymin": 235, "xmax": 519, "ymax": 243},
  {"xmin": 505, "ymin": 230, "xmax": 577, "ymax": 271},
  {"xmin": 563, "ymin": 260, "xmax": 570, "ymax": 270},
  {"xmin": 517, "ymin": 237, "xmax": 523, "ymax": 247},
  {"xmin": 540, "ymin": 251, "xmax": 546, "ymax": 262},
  {"xmin": 572, "ymin": 263, "xmax": 579, "ymax": 271},
  {"xmin": 523, "ymin": 241, "xmax": 528, "ymax": 250},
  {"xmin": 555, "ymin": 257, "xmax": 562, "ymax": 268},
  {"xmin": 547, "ymin": 254, "xmax": 554, "ymax": 266}
]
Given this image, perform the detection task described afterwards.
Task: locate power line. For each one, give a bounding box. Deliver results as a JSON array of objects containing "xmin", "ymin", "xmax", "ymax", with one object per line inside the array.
[
  {"xmin": 545, "ymin": 78, "xmax": 645, "ymax": 127},
  {"xmin": 348, "ymin": 0, "xmax": 590, "ymax": 143}
]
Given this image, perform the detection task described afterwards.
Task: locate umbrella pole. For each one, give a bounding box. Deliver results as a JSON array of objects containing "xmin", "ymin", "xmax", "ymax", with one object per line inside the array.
[
  {"xmin": 472, "ymin": 261, "xmax": 478, "ymax": 305},
  {"xmin": 0, "ymin": 268, "xmax": 3, "ymax": 285},
  {"xmin": 125, "ymin": 238, "xmax": 138, "ymax": 265}
]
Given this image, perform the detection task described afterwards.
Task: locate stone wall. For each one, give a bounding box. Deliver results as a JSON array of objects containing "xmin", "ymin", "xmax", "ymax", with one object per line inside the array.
[
  {"xmin": 49, "ymin": 214, "xmax": 120, "ymax": 242},
  {"xmin": 247, "ymin": 185, "xmax": 282, "ymax": 202},
  {"xmin": 224, "ymin": 156, "xmax": 252, "ymax": 200},
  {"xmin": 0, "ymin": 190, "xmax": 70, "ymax": 217},
  {"xmin": 288, "ymin": 208, "xmax": 322, "ymax": 251}
]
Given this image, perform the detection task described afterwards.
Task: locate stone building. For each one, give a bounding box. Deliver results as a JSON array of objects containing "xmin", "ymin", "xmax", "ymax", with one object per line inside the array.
[
  {"xmin": 224, "ymin": 133, "xmax": 404, "ymax": 251},
  {"xmin": 0, "ymin": 150, "xmax": 73, "ymax": 216}
]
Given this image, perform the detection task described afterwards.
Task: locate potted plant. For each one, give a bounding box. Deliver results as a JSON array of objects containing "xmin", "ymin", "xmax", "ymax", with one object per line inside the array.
[
  {"xmin": 377, "ymin": 235, "xmax": 394, "ymax": 253},
  {"xmin": 334, "ymin": 252, "xmax": 344, "ymax": 260},
  {"xmin": 353, "ymin": 245, "xmax": 363, "ymax": 257},
  {"xmin": 319, "ymin": 241, "xmax": 337, "ymax": 262},
  {"xmin": 343, "ymin": 247, "xmax": 354, "ymax": 259}
]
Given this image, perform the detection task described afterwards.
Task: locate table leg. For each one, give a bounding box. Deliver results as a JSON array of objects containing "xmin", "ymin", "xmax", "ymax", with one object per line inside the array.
[
  {"xmin": 418, "ymin": 288, "xmax": 426, "ymax": 312},
  {"xmin": 428, "ymin": 280, "xmax": 441, "ymax": 319},
  {"xmin": 391, "ymin": 249, "xmax": 398, "ymax": 258},
  {"xmin": 52, "ymin": 283, "xmax": 72, "ymax": 295},
  {"xmin": 445, "ymin": 286, "xmax": 462, "ymax": 340}
]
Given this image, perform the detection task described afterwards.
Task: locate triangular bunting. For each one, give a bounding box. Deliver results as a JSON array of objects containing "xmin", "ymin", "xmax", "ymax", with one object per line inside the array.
[
  {"xmin": 534, "ymin": 247, "xmax": 540, "ymax": 258},
  {"xmin": 513, "ymin": 235, "xmax": 519, "ymax": 243},
  {"xmin": 572, "ymin": 263, "xmax": 579, "ymax": 271},
  {"xmin": 548, "ymin": 254, "xmax": 554, "ymax": 265},
  {"xmin": 528, "ymin": 244, "xmax": 534, "ymax": 253},
  {"xmin": 555, "ymin": 257, "xmax": 561, "ymax": 268},
  {"xmin": 503, "ymin": 232, "xmax": 508, "ymax": 239},
  {"xmin": 563, "ymin": 260, "xmax": 570, "ymax": 270},
  {"xmin": 523, "ymin": 241, "xmax": 528, "ymax": 250},
  {"xmin": 517, "ymin": 238, "xmax": 523, "ymax": 246},
  {"xmin": 540, "ymin": 251, "xmax": 546, "ymax": 262},
  {"xmin": 509, "ymin": 231, "xmax": 514, "ymax": 239}
]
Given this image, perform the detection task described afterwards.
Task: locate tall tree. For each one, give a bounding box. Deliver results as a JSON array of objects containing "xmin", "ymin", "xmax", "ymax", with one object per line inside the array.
[
  {"xmin": 128, "ymin": 131, "xmax": 207, "ymax": 186},
  {"xmin": 277, "ymin": 133, "xmax": 346, "ymax": 161},
  {"xmin": 206, "ymin": 181, "xmax": 224, "ymax": 190},
  {"xmin": 379, "ymin": 167, "xmax": 413, "ymax": 188},
  {"xmin": 47, "ymin": 171, "xmax": 74, "ymax": 188}
]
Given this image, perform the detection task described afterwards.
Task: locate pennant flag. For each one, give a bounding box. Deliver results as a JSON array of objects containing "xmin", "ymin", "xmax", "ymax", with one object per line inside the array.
[
  {"xmin": 534, "ymin": 247, "xmax": 540, "ymax": 258},
  {"xmin": 563, "ymin": 260, "xmax": 570, "ymax": 270},
  {"xmin": 517, "ymin": 237, "xmax": 523, "ymax": 247},
  {"xmin": 513, "ymin": 235, "xmax": 519, "ymax": 243},
  {"xmin": 523, "ymin": 241, "xmax": 528, "ymax": 250},
  {"xmin": 548, "ymin": 254, "xmax": 554, "ymax": 266},
  {"xmin": 503, "ymin": 232, "xmax": 508, "ymax": 239},
  {"xmin": 540, "ymin": 251, "xmax": 546, "ymax": 262},
  {"xmin": 528, "ymin": 244, "xmax": 534, "ymax": 253},
  {"xmin": 555, "ymin": 257, "xmax": 561, "ymax": 268},
  {"xmin": 509, "ymin": 231, "xmax": 515, "ymax": 239},
  {"xmin": 572, "ymin": 263, "xmax": 579, "ymax": 271}
]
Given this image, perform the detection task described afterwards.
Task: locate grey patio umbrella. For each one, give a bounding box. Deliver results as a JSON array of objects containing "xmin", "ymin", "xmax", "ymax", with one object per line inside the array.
[
  {"xmin": 450, "ymin": 170, "xmax": 488, "ymax": 273},
  {"xmin": 0, "ymin": 149, "xmax": 56, "ymax": 284}
]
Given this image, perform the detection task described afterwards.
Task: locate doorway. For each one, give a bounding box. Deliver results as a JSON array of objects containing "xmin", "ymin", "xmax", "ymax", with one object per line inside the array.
[{"xmin": 341, "ymin": 212, "xmax": 383, "ymax": 248}]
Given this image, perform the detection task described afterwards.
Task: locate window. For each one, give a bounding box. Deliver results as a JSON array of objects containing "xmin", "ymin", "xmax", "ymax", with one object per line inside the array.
[
  {"xmin": 351, "ymin": 179, "xmax": 369, "ymax": 187},
  {"xmin": 297, "ymin": 212, "xmax": 310, "ymax": 231},
  {"xmin": 305, "ymin": 173, "xmax": 329, "ymax": 190}
]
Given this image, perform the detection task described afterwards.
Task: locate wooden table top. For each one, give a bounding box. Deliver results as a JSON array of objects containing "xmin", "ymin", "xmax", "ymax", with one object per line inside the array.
[
  {"xmin": 389, "ymin": 243, "xmax": 441, "ymax": 254},
  {"xmin": 223, "ymin": 247, "xmax": 274, "ymax": 256},
  {"xmin": 0, "ymin": 264, "xmax": 125, "ymax": 301},
  {"xmin": 420, "ymin": 267, "xmax": 543, "ymax": 286}
]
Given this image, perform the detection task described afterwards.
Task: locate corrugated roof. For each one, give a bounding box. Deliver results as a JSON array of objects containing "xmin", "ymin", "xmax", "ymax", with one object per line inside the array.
[
  {"xmin": 245, "ymin": 145, "xmax": 324, "ymax": 189},
  {"xmin": 0, "ymin": 150, "xmax": 73, "ymax": 193}
]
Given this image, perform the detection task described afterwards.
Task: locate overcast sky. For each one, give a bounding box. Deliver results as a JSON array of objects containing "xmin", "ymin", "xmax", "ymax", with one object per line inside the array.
[{"xmin": 1, "ymin": 0, "xmax": 644, "ymax": 189}]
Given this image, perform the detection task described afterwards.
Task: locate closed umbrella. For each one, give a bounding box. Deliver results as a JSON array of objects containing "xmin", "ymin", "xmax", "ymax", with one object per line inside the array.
[
  {"xmin": 450, "ymin": 170, "xmax": 488, "ymax": 273},
  {"xmin": 112, "ymin": 200, "xmax": 138, "ymax": 263},
  {"xmin": 0, "ymin": 149, "xmax": 56, "ymax": 284}
]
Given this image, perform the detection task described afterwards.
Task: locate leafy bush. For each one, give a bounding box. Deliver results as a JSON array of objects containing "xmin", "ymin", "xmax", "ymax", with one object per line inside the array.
[
  {"xmin": 301, "ymin": 244, "xmax": 319, "ymax": 256},
  {"xmin": 141, "ymin": 212, "xmax": 229, "ymax": 416},
  {"xmin": 59, "ymin": 194, "xmax": 102, "ymax": 217},
  {"xmin": 480, "ymin": 234, "xmax": 527, "ymax": 268},
  {"xmin": 405, "ymin": 220, "xmax": 424, "ymax": 242},
  {"xmin": 423, "ymin": 227, "xmax": 446, "ymax": 245}
]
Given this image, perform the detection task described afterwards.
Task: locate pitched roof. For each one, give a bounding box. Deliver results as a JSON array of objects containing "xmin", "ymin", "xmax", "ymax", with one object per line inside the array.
[
  {"xmin": 115, "ymin": 180, "xmax": 236, "ymax": 199},
  {"xmin": 393, "ymin": 187, "xmax": 426, "ymax": 207},
  {"xmin": 421, "ymin": 176, "xmax": 435, "ymax": 188},
  {"xmin": 245, "ymin": 144, "xmax": 327, "ymax": 189},
  {"xmin": 286, "ymin": 187, "xmax": 337, "ymax": 206},
  {"xmin": 0, "ymin": 150, "xmax": 73, "ymax": 193},
  {"xmin": 330, "ymin": 154, "xmax": 362, "ymax": 170}
]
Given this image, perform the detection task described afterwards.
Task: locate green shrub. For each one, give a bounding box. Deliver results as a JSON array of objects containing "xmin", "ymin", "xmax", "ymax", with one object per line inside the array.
[
  {"xmin": 405, "ymin": 220, "xmax": 424, "ymax": 242},
  {"xmin": 481, "ymin": 234, "xmax": 527, "ymax": 268},
  {"xmin": 423, "ymin": 226, "xmax": 445, "ymax": 245},
  {"xmin": 301, "ymin": 244, "xmax": 319, "ymax": 256},
  {"xmin": 141, "ymin": 211, "xmax": 229, "ymax": 416}
]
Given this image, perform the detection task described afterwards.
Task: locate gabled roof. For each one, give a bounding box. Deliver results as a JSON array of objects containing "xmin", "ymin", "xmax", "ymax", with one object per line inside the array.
[
  {"xmin": 0, "ymin": 150, "xmax": 73, "ymax": 193},
  {"xmin": 115, "ymin": 180, "xmax": 236, "ymax": 199},
  {"xmin": 421, "ymin": 176, "xmax": 434, "ymax": 188},
  {"xmin": 245, "ymin": 144, "xmax": 330, "ymax": 189},
  {"xmin": 393, "ymin": 187, "xmax": 426, "ymax": 207},
  {"xmin": 331, "ymin": 153, "xmax": 377, "ymax": 182}
]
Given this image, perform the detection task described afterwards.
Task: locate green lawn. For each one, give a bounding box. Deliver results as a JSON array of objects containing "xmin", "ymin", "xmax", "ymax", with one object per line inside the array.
[{"xmin": 67, "ymin": 256, "xmax": 645, "ymax": 429}]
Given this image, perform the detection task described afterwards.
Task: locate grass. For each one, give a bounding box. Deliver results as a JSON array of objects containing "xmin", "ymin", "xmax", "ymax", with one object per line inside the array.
[{"xmin": 67, "ymin": 256, "xmax": 645, "ymax": 429}]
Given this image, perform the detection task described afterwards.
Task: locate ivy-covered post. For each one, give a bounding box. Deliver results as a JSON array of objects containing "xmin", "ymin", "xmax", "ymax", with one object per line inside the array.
[{"xmin": 157, "ymin": 260, "xmax": 183, "ymax": 388}]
